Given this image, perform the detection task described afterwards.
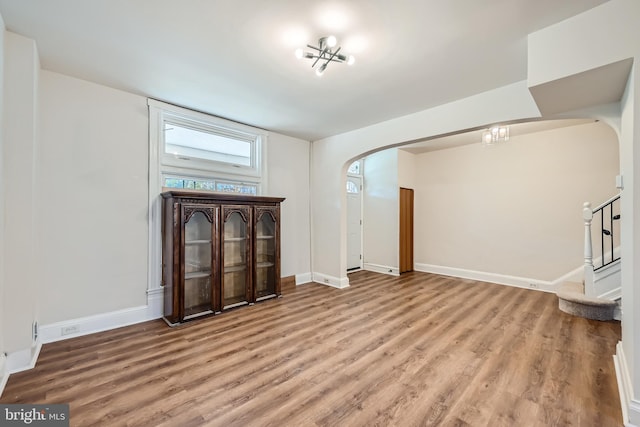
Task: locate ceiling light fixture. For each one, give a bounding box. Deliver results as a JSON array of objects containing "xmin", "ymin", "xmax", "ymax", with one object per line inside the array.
[
  {"xmin": 482, "ymin": 126, "xmax": 510, "ymax": 146},
  {"xmin": 295, "ymin": 36, "xmax": 355, "ymax": 76}
]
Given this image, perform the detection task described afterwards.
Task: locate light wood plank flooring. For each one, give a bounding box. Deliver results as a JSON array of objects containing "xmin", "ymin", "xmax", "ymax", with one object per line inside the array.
[{"xmin": 1, "ymin": 271, "xmax": 622, "ymax": 426}]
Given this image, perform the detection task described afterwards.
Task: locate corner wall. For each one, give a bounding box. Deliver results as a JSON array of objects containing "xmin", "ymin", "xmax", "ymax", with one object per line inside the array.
[
  {"xmin": 2, "ymin": 31, "xmax": 40, "ymax": 372},
  {"xmin": 267, "ymin": 133, "xmax": 312, "ymax": 281},
  {"xmin": 362, "ymin": 149, "xmax": 399, "ymax": 275}
]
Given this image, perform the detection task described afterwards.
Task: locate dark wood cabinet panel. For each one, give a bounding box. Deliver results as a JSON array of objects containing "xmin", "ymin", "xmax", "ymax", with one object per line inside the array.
[{"xmin": 161, "ymin": 190, "xmax": 284, "ymax": 325}]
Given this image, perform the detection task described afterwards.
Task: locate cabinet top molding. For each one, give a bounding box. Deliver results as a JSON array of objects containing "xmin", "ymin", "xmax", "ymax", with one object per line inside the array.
[{"xmin": 161, "ymin": 189, "xmax": 285, "ymax": 204}]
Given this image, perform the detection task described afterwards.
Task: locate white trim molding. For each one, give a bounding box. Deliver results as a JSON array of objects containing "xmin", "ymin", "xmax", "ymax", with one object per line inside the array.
[
  {"xmin": 312, "ymin": 272, "xmax": 350, "ymax": 289},
  {"xmin": 364, "ymin": 263, "xmax": 400, "ymax": 277},
  {"xmin": 414, "ymin": 263, "xmax": 559, "ymax": 293},
  {"xmin": 295, "ymin": 272, "xmax": 313, "ymax": 285},
  {"xmin": 39, "ymin": 300, "xmax": 162, "ymax": 344},
  {"xmin": 614, "ymin": 341, "xmax": 640, "ymax": 426},
  {"xmin": 6, "ymin": 341, "xmax": 41, "ymax": 374}
]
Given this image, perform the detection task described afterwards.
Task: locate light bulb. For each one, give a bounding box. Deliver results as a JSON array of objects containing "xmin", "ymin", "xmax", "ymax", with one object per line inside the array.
[
  {"xmin": 316, "ymin": 63, "xmax": 327, "ymax": 76},
  {"xmin": 327, "ymin": 35, "xmax": 337, "ymax": 48},
  {"xmin": 347, "ymin": 55, "xmax": 355, "ymax": 65},
  {"xmin": 482, "ymin": 131, "xmax": 492, "ymax": 144},
  {"xmin": 295, "ymin": 48, "xmax": 304, "ymax": 59}
]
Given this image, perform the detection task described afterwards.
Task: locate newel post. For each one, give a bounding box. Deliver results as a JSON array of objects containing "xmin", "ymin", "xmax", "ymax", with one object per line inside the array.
[
  {"xmin": 583, "ymin": 202, "xmax": 594, "ymax": 296},
  {"xmin": 583, "ymin": 202, "xmax": 593, "ymax": 267}
]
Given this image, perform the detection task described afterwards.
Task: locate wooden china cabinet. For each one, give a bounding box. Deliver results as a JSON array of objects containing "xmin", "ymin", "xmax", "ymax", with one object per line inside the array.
[{"xmin": 161, "ymin": 189, "xmax": 284, "ymax": 325}]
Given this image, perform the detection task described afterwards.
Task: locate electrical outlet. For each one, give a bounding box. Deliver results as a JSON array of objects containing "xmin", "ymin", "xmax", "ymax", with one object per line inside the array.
[
  {"xmin": 32, "ymin": 321, "xmax": 39, "ymax": 341},
  {"xmin": 61, "ymin": 325, "xmax": 79, "ymax": 336},
  {"xmin": 324, "ymin": 278, "xmax": 330, "ymax": 284},
  {"xmin": 529, "ymin": 283, "xmax": 539, "ymax": 289}
]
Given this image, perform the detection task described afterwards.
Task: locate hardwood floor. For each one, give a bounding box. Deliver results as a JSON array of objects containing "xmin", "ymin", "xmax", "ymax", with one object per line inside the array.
[{"xmin": 1, "ymin": 271, "xmax": 622, "ymax": 426}]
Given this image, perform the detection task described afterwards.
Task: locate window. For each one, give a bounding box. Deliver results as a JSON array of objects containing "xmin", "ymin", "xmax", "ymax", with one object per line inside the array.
[
  {"xmin": 346, "ymin": 180, "xmax": 359, "ymax": 194},
  {"xmin": 348, "ymin": 160, "xmax": 362, "ymax": 175},
  {"xmin": 149, "ymin": 99, "xmax": 267, "ymax": 195},
  {"xmin": 164, "ymin": 176, "xmax": 257, "ymax": 195},
  {"xmin": 162, "ymin": 119, "xmax": 258, "ymax": 174}
]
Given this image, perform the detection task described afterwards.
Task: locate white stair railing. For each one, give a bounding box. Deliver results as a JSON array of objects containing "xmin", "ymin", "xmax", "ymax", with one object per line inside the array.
[{"xmin": 583, "ymin": 194, "xmax": 621, "ymax": 298}]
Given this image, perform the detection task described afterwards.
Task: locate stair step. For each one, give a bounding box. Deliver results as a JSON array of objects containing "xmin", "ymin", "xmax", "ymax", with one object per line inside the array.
[{"xmin": 557, "ymin": 281, "xmax": 616, "ymax": 321}]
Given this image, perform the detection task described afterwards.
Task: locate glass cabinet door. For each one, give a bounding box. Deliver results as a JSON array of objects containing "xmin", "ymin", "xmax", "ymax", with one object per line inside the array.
[
  {"xmin": 255, "ymin": 210, "xmax": 277, "ymax": 300},
  {"xmin": 182, "ymin": 206, "xmax": 215, "ymax": 319},
  {"xmin": 222, "ymin": 207, "xmax": 251, "ymax": 309}
]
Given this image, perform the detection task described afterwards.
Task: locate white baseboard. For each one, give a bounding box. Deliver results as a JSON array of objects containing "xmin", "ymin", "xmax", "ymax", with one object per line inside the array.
[
  {"xmin": 6, "ymin": 341, "xmax": 42, "ymax": 374},
  {"xmin": 40, "ymin": 289, "xmax": 164, "ymax": 344},
  {"xmin": 312, "ymin": 272, "xmax": 350, "ymax": 289},
  {"xmin": 553, "ymin": 265, "xmax": 585, "ymax": 285},
  {"xmin": 614, "ymin": 341, "xmax": 640, "ymax": 426},
  {"xmin": 414, "ymin": 263, "xmax": 557, "ymax": 293},
  {"xmin": 363, "ymin": 263, "xmax": 400, "ymax": 277},
  {"xmin": 295, "ymin": 272, "xmax": 312, "ymax": 285}
]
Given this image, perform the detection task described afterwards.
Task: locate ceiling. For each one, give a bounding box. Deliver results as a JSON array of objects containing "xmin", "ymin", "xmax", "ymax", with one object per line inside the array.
[{"xmin": 0, "ymin": 0, "xmax": 608, "ymax": 141}]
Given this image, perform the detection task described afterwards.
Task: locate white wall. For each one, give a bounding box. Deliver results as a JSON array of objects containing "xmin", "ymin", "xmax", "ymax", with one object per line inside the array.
[
  {"xmin": 412, "ymin": 121, "xmax": 619, "ymax": 282},
  {"xmin": 2, "ymin": 32, "xmax": 39, "ymax": 364},
  {"xmin": 312, "ymin": 81, "xmax": 542, "ymax": 284},
  {"xmin": 0, "ymin": 13, "xmax": 6, "ymax": 384},
  {"xmin": 38, "ymin": 70, "xmax": 149, "ymax": 324},
  {"xmin": 267, "ymin": 133, "xmax": 311, "ymax": 279},
  {"xmin": 36, "ymin": 71, "xmax": 313, "ymax": 326},
  {"xmin": 398, "ymin": 149, "xmax": 417, "ymax": 190},
  {"xmin": 362, "ymin": 149, "xmax": 398, "ymax": 273}
]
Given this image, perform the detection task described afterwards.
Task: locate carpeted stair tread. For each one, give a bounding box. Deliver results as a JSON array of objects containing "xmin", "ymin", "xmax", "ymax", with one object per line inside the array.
[
  {"xmin": 557, "ymin": 281, "xmax": 616, "ymax": 321},
  {"xmin": 556, "ymin": 281, "xmax": 617, "ymax": 306}
]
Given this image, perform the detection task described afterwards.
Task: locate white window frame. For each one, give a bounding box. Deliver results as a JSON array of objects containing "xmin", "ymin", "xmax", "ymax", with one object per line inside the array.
[
  {"xmin": 150, "ymin": 99, "xmax": 267, "ymax": 183},
  {"xmin": 162, "ymin": 116, "xmax": 262, "ymax": 178},
  {"xmin": 147, "ymin": 99, "xmax": 269, "ymax": 297}
]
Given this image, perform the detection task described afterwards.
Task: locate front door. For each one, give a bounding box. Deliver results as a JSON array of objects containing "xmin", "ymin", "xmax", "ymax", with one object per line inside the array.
[{"xmin": 347, "ymin": 176, "xmax": 363, "ymax": 271}]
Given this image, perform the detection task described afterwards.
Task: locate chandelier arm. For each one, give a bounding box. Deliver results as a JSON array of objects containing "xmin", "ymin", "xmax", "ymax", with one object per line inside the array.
[
  {"xmin": 321, "ymin": 47, "xmax": 341, "ymax": 67},
  {"xmin": 311, "ymin": 47, "xmax": 329, "ymax": 68}
]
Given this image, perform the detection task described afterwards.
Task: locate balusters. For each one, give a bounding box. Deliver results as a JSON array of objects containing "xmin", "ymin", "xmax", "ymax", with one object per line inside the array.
[{"xmin": 585, "ymin": 195, "xmax": 621, "ymax": 272}]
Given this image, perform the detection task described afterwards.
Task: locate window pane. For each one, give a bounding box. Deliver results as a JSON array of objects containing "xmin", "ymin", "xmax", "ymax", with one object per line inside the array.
[
  {"xmin": 165, "ymin": 122, "xmax": 252, "ymax": 166},
  {"xmin": 216, "ymin": 181, "xmax": 257, "ymax": 195},
  {"xmin": 348, "ymin": 160, "xmax": 361, "ymax": 175},
  {"xmin": 165, "ymin": 178, "xmax": 185, "ymax": 188},
  {"xmin": 346, "ymin": 181, "xmax": 359, "ymax": 193},
  {"xmin": 164, "ymin": 177, "xmax": 257, "ymax": 196}
]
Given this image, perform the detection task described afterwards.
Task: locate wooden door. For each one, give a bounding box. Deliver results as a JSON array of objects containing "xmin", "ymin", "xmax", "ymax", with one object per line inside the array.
[{"xmin": 399, "ymin": 188, "xmax": 414, "ymax": 273}]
